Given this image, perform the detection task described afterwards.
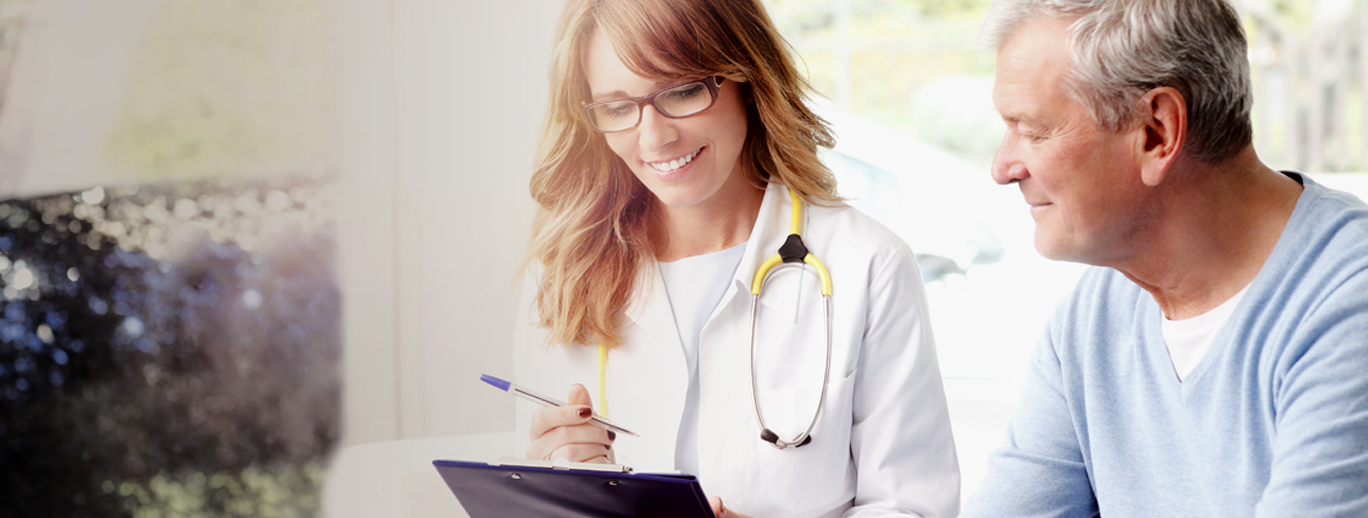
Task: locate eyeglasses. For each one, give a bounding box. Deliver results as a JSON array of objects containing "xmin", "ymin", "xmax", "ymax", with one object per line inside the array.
[{"xmin": 582, "ymin": 77, "xmax": 724, "ymax": 133}]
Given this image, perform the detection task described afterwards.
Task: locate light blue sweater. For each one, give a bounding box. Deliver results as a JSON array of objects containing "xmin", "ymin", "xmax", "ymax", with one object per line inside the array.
[{"xmin": 964, "ymin": 173, "xmax": 1368, "ymax": 517}]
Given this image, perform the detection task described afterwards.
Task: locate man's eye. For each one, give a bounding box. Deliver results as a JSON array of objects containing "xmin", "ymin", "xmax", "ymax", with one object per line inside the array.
[{"xmin": 1015, "ymin": 126, "xmax": 1047, "ymax": 142}]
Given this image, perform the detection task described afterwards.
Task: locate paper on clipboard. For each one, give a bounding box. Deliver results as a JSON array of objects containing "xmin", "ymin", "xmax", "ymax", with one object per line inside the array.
[{"xmin": 433, "ymin": 458, "xmax": 714, "ymax": 518}]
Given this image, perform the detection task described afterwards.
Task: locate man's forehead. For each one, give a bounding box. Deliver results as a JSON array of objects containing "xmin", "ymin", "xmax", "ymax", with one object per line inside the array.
[
  {"xmin": 997, "ymin": 16, "xmax": 1072, "ymax": 72},
  {"xmin": 992, "ymin": 16, "xmax": 1075, "ymax": 112}
]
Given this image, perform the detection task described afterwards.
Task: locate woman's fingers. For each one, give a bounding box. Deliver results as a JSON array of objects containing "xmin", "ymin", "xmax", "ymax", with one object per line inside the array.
[
  {"xmin": 709, "ymin": 496, "xmax": 753, "ymax": 518},
  {"xmin": 526, "ymin": 384, "xmax": 616, "ymax": 461},
  {"xmin": 541, "ymin": 420, "xmax": 615, "ymax": 447},
  {"xmin": 527, "ymin": 421, "xmax": 615, "ymax": 460},
  {"xmin": 565, "ymin": 383, "xmax": 593, "ymax": 408},
  {"xmin": 528, "ymin": 384, "xmax": 597, "ymax": 439},
  {"xmin": 546, "ymin": 442, "xmax": 614, "ymax": 463},
  {"xmin": 528, "ymin": 404, "xmax": 593, "ymax": 439}
]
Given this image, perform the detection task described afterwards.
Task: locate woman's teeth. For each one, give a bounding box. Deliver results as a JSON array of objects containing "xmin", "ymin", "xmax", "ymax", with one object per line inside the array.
[{"xmin": 649, "ymin": 148, "xmax": 701, "ymax": 173}]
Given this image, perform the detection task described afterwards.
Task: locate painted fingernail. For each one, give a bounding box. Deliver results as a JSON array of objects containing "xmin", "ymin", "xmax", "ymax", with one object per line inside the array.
[
  {"xmin": 577, "ymin": 408, "xmax": 592, "ymax": 418},
  {"xmin": 607, "ymin": 430, "xmax": 617, "ymax": 441}
]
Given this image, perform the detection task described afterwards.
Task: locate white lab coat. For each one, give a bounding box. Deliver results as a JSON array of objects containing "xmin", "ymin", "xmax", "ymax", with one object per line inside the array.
[{"xmin": 514, "ymin": 183, "xmax": 960, "ymax": 517}]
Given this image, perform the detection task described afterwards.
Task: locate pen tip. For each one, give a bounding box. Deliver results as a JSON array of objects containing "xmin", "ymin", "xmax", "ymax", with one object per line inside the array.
[{"xmin": 480, "ymin": 374, "xmax": 511, "ymax": 391}]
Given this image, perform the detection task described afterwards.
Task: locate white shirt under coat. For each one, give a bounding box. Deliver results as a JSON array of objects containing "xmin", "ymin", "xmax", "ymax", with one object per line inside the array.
[
  {"xmin": 514, "ymin": 182, "xmax": 960, "ymax": 517},
  {"xmin": 658, "ymin": 241, "xmax": 747, "ymax": 478}
]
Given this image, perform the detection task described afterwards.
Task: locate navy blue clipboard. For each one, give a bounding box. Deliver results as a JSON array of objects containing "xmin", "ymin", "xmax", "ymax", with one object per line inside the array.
[{"xmin": 433, "ymin": 459, "xmax": 715, "ymax": 518}]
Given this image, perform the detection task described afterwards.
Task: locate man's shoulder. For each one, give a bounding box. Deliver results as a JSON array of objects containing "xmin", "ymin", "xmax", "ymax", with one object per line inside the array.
[
  {"xmin": 1042, "ymin": 267, "xmax": 1148, "ymax": 352},
  {"xmin": 1058, "ymin": 267, "xmax": 1144, "ymax": 314},
  {"xmin": 1271, "ymin": 177, "xmax": 1368, "ymax": 301},
  {"xmin": 1293, "ymin": 175, "xmax": 1368, "ymax": 247}
]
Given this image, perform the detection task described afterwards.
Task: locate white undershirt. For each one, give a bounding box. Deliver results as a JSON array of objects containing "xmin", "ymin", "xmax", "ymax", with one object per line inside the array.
[
  {"xmin": 657, "ymin": 242, "xmax": 747, "ymax": 476},
  {"xmin": 1160, "ymin": 285, "xmax": 1250, "ymax": 382}
]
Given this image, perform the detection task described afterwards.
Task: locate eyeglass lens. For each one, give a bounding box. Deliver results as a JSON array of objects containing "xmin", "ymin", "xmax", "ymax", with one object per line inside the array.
[{"xmin": 586, "ymin": 81, "xmax": 714, "ymax": 132}]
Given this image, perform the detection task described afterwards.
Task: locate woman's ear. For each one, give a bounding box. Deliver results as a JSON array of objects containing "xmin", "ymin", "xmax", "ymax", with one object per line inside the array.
[{"xmin": 1137, "ymin": 86, "xmax": 1187, "ymax": 187}]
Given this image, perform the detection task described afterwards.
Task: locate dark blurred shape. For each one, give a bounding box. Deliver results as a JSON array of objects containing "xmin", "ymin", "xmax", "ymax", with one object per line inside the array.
[{"xmin": 0, "ymin": 176, "xmax": 340, "ymax": 516}]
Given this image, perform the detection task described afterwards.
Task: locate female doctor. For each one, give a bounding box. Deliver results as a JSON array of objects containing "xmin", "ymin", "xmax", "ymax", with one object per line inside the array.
[{"xmin": 514, "ymin": 0, "xmax": 959, "ymax": 516}]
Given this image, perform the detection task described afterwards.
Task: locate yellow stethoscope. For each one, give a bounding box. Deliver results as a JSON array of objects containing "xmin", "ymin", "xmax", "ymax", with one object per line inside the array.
[
  {"xmin": 748, "ymin": 189, "xmax": 833, "ymax": 449},
  {"xmin": 595, "ymin": 189, "xmax": 833, "ymax": 450}
]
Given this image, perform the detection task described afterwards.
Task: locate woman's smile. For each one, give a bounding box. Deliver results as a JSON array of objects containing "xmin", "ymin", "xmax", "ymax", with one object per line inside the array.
[{"xmin": 648, "ymin": 146, "xmax": 704, "ymax": 174}]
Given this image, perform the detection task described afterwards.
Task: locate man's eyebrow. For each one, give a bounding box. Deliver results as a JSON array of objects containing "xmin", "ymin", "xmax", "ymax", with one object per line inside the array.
[
  {"xmin": 1001, "ymin": 112, "xmax": 1048, "ymax": 126},
  {"xmin": 999, "ymin": 113, "xmax": 1026, "ymax": 125}
]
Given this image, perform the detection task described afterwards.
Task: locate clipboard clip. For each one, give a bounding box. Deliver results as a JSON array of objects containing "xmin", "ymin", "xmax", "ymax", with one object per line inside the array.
[{"xmin": 498, "ymin": 457, "xmax": 635, "ymax": 473}]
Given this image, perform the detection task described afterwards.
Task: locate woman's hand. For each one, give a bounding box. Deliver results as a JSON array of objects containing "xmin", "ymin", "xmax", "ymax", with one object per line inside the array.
[
  {"xmin": 526, "ymin": 384, "xmax": 616, "ymax": 463},
  {"xmin": 708, "ymin": 496, "xmax": 753, "ymax": 518}
]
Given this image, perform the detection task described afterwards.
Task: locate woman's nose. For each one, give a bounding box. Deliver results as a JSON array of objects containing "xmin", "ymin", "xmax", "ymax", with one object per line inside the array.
[{"xmin": 637, "ymin": 105, "xmax": 678, "ymax": 150}]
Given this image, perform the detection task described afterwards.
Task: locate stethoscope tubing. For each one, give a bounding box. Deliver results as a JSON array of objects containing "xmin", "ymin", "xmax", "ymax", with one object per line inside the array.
[
  {"xmin": 748, "ymin": 189, "xmax": 834, "ymax": 450},
  {"xmin": 748, "ymin": 263, "xmax": 833, "ymax": 449}
]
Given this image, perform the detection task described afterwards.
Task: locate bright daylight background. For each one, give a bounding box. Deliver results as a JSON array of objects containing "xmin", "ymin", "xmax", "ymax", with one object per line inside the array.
[
  {"xmin": 2, "ymin": 0, "xmax": 1367, "ymax": 516},
  {"xmin": 762, "ymin": 0, "xmax": 1368, "ymax": 498}
]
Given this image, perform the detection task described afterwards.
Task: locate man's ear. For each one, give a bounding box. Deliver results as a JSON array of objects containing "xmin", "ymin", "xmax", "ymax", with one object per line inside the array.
[{"xmin": 1137, "ymin": 86, "xmax": 1186, "ymax": 187}]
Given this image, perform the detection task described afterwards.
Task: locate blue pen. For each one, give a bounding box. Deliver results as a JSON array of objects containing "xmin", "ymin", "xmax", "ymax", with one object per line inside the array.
[{"xmin": 481, "ymin": 374, "xmax": 640, "ymax": 437}]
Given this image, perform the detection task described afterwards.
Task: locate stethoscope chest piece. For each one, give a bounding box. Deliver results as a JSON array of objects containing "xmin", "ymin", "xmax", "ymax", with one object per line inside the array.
[{"xmin": 761, "ymin": 427, "xmax": 813, "ymax": 449}]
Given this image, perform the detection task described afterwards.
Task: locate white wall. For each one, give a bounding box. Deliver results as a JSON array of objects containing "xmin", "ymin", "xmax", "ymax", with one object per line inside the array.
[
  {"xmin": 0, "ymin": 0, "xmax": 561, "ymax": 447},
  {"xmin": 339, "ymin": 0, "xmax": 560, "ymax": 445},
  {"xmin": 0, "ymin": 0, "xmax": 158, "ymax": 198}
]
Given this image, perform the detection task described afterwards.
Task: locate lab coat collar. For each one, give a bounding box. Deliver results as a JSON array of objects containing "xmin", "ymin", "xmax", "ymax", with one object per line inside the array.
[
  {"xmin": 619, "ymin": 182, "xmax": 794, "ymax": 327},
  {"xmin": 730, "ymin": 182, "xmax": 793, "ymax": 296}
]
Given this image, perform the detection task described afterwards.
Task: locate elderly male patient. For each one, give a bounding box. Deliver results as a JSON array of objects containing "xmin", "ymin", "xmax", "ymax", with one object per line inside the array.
[{"xmin": 962, "ymin": 0, "xmax": 1368, "ymax": 516}]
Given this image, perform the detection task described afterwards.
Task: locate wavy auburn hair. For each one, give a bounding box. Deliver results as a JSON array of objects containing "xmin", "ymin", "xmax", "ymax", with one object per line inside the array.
[{"xmin": 523, "ymin": 0, "xmax": 839, "ymax": 347}]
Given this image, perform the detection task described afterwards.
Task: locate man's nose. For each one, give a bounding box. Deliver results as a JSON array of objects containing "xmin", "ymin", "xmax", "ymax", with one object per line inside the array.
[{"xmin": 990, "ymin": 133, "xmax": 1027, "ymax": 185}]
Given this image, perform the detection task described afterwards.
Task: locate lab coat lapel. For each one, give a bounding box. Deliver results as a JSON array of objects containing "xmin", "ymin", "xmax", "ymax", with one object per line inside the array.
[
  {"xmin": 615, "ymin": 263, "xmax": 686, "ymax": 470},
  {"xmin": 716, "ymin": 182, "xmax": 792, "ymax": 314},
  {"xmin": 693, "ymin": 183, "xmax": 792, "ymax": 500},
  {"xmin": 700, "ymin": 182, "xmax": 790, "ymax": 366},
  {"xmin": 610, "ymin": 184, "xmax": 791, "ymax": 481}
]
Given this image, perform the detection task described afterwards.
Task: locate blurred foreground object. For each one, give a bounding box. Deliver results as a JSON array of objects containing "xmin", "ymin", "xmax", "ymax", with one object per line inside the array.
[{"xmin": 0, "ymin": 176, "xmax": 341, "ymax": 517}]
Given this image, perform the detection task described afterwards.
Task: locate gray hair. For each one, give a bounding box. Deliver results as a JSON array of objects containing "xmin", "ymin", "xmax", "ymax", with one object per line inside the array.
[{"xmin": 980, "ymin": 0, "xmax": 1252, "ymax": 163}]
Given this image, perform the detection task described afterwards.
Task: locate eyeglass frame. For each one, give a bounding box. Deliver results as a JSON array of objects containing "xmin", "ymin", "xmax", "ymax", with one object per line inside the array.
[{"xmin": 581, "ymin": 76, "xmax": 725, "ymax": 133}]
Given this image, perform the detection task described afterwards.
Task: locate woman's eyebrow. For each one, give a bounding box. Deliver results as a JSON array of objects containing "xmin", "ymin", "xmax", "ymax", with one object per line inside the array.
[
  {"xmin": 591, "ymin": 78, "xmax": 684, "ymax": 102},
  {"xmin": 590, "ymin": 90, "xmax": 630, "ymax": 102}
]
